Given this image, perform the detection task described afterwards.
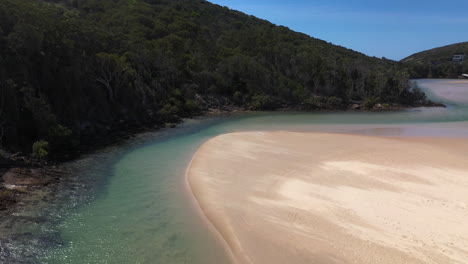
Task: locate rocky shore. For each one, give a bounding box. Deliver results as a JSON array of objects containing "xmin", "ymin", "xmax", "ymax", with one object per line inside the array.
[
  {"xmin": 0, "ymin": 153, "xmax": 66, "ymax": 212},
  {"xmin": 0, "ymin": 152, "xmax": 73, "ymax": 263}
]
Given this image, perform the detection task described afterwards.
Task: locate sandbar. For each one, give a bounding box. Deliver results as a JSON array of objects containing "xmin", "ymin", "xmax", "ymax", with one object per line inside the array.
[{"xmin": 187, "ymin": 132, "xmax": 468, "ymax": 264}]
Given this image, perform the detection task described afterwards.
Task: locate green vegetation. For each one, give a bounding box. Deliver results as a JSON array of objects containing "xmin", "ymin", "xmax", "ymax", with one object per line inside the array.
[
  {"xmin": 363, "ymin": 98, "xmax": 379, "ymax": 109},
  {"xmin": 32, "ymin": 140, "xmax": 49, "ymax": 159},
  {"xmin": 402, "ymin": 42, "xmax": 468, "ymax": 78},
  {"xmin": 0, "ymin": 0, "xmax": 425, "ymax": 156}
]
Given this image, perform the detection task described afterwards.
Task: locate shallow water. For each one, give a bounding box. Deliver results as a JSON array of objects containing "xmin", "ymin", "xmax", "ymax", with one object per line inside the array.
[{"xmin": 28, "ymin": 79, "xmax": 468, "ymax": 263}]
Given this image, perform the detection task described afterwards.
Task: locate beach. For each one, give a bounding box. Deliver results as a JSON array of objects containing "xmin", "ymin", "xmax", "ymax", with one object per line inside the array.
[{"xmin": 187, "ymin": 132, "xmax": 468, "ymax": 264}]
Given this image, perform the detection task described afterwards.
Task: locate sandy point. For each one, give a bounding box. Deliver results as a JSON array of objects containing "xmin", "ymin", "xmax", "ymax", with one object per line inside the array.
[{"xmin": 187, "ymin": 132, "xmax": 468, "ymax": 264}]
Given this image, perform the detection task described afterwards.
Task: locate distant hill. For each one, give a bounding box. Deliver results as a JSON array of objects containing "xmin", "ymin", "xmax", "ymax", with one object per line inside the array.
[
  {"xmin": 0, "ymin": 0, "xmax": 425, "ymax": 155},
  {"xmin": 402, "ymin": 42, "xmax": 468, "ymax": 78},
  {"xmin": 402, "ymin": 42, "xmax": 468, "ymax": 64}
]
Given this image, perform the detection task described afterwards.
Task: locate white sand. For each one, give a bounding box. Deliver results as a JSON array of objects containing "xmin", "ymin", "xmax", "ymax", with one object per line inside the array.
[{"xmin": 187, "ymin": 132, "xmax": 468, "ymax": 264}]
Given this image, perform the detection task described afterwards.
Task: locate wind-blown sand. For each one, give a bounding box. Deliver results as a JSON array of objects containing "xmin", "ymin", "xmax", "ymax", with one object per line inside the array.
[{"xmin": 187, "ymin": 132, "xmax": 468, "ymax": 264}]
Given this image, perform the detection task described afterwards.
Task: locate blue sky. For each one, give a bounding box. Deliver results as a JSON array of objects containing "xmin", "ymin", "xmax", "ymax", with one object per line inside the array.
[{"xmin": 207, "ymin": 0, "xmax": 468, "ymax": 60}]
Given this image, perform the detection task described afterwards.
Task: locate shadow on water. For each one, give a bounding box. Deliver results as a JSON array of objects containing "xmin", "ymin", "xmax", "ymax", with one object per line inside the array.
[{"xmin": 0, "ymin": 116, "xmax": 231, "ymax": 264}]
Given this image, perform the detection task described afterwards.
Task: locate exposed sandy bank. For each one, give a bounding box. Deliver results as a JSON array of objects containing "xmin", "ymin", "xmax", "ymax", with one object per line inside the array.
[
  {"xmin": 187, "ymin": 132, "xmax": 468, "ymax": 264},
  {"xmin": 419, "ymin": 79, "xmax": 468, "ymax": 104}
]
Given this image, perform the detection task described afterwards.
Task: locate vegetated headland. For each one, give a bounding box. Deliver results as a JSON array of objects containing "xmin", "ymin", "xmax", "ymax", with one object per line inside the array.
[{"xmin": 0, "ymin": 0, "xmax": 449, "ymax": 211}]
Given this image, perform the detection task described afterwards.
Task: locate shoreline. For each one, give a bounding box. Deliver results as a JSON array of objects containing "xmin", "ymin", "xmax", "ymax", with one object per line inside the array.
[
  {"xmin": 187, "ymin": 132, "xmax": 468, "ymax": 264},
  {"xmin": 0, "ymin": 75, "xmax": 456, "ymax": 261},
  {"xmin": 185, "ymin": 146, "xmax": 239, "ymax": 264},
  {"xmin": 0, "ymin": 99, "xmax": 445, "ymax": 213}
]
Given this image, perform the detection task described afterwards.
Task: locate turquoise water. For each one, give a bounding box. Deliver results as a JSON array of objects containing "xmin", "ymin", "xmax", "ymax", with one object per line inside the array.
[{"xmin": 39, "ymin": 80, "xmax": 468, "ymax": 263}]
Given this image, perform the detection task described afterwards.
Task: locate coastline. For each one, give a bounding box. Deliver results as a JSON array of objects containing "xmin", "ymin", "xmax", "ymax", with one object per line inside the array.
[
  {"xmin": 187, "ymin": 132, "xmax": 468, "ymax": 264},
  {"xmin": 185, "ymin": 145, "xmax": 239, "ymax": 264},
  {"xmin": 0, "ymin": 98, "xmax": 444, "ymax": 213},
  {"xmin": 0, "ymin": 75, "xmax": 455, "ymax": 262}
]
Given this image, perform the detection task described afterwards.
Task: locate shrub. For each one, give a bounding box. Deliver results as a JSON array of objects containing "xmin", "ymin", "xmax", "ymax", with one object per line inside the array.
[
  {"xmin": 182, "ymin": 99, "xmax": 201, "ymax": 115},
  {"xmin": 398, "ymin": 85, "xmax": 427, "ymax": 106},
  {"xmin": 158, "ymin": 103, "xmax": 180, "ymax": 122},
  {"xmin": 32, "ymin": 140, "xmax": 49, "ymax": 159},
  {"xmin": 363, "ymin": 98, "xmax": 379, "ymax": 109},
  {"xmin": 233, "ymin": 91, "xmax": 243, "ymax": 105},
  {"xmin": 303, "ymin": 96, "xmax": 325, "ymax": 110},
  {"xmin": 48, "ymin": 124, "xmax": 73, "ymax": 150},
  {"xmin": 326, "ymin": 96, "xmax": 343, "ymax": 109},
  {"xmin": 303, "ymin": 96, "xmax": 344, "ymax": 110},
  {"xmin": 250, "ymin": 95, "xmax": 281, "ymax": 110}
]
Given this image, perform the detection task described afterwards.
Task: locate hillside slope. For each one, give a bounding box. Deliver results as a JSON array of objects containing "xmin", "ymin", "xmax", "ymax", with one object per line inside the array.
[
  {"xmin": 0, "ymin": 0, "xmax": 424, "ymax": 155},
  {"xmin": 402, "ymin": 42, "xmax": 468, "ymax": 78}
]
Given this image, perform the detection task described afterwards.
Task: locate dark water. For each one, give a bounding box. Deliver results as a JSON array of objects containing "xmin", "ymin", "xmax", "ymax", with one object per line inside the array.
[{"xmin": 4, "ymin": 79, "xmax": 468, "ymax": 264}]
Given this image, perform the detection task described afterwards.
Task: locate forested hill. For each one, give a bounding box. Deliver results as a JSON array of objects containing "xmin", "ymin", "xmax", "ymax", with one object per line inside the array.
[
  {"xmin": 402, "ymin": 42, "xmax": 468, "ymax": 78},
  {"xmin": 0, "ymin": 0, "xmax": 425, "ymax": 156}
]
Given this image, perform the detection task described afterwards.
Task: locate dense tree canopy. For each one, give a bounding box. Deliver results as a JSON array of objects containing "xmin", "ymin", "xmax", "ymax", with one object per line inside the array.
[{"xmin": 0, "ymin": 0, "xmax": 424, "ymax": 155}]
